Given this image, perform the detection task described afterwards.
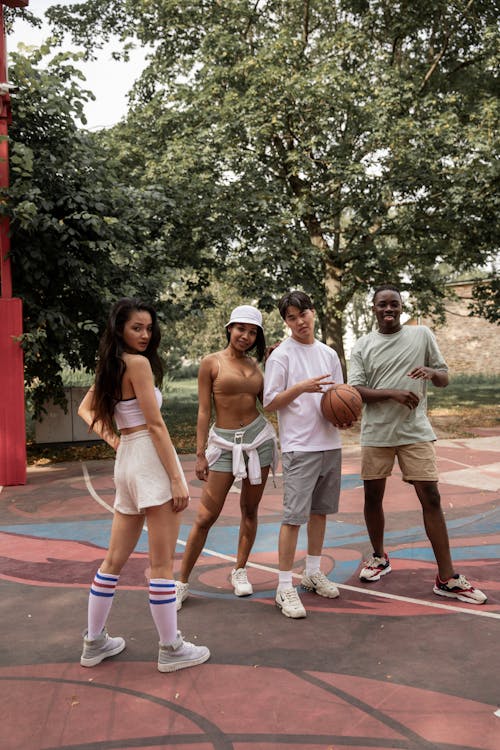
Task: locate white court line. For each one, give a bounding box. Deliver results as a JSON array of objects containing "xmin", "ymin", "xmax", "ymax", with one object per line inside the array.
[
  {"xmin": 82, "ymin": 464, "xmax": 115, "ymax": 513},
  {"xmin": 81, "ymin": 463, "xmax": 500, "ymax": 621}
]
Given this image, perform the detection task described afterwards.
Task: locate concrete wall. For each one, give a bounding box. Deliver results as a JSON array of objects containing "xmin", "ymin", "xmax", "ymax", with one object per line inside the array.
[{"xmin": 34, "ymin": 387, "xmax": 101, "ymax": 444}]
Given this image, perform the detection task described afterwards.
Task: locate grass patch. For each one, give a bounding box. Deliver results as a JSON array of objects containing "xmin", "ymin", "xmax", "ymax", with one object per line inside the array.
[
  {"xmin": 164, "ymin": 379, "xmax": 199, "ymax": 399},
  {"xmin": 425, "ymin": 374, "xmax": 500, "ymax": 439},
  {"xmin": 163, "ymin": 379, "xmax": 202, "ymax": 453},
  {"xmin": 427, "ymin": 377, "xmax": 499, "ymax": 410}
]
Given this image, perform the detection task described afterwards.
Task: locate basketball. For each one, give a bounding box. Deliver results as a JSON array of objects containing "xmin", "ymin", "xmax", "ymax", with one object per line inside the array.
[{"xmin": 321, "ymin": 384, "xmax": 362, "ymax": 427}]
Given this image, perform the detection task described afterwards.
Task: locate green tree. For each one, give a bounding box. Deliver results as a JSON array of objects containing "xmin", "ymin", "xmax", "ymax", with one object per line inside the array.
[
  {"xmin": 48, "ymin": 1, "xmax": 499, "ymax": 370},
  {"xmin": 469, "ymin": 275, "xmax": 500, "ymax": 324},
  {"xmin": 4, "ymin": 48, "xmax": 194, "ymax": 416}
]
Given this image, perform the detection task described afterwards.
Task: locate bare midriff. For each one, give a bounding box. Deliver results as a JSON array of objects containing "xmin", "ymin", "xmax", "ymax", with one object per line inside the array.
[
  {"xmin": 120, "ymin": 424, "xmax": 148, "ymax": 435},
  {"xmin": 213, "ymin": 391, "xmax": 260, "ymax": 429}
]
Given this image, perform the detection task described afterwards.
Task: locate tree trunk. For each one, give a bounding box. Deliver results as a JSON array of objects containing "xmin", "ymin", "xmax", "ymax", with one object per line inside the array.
[
  {"xmin": 322, "ymin": 257, "xmax": 346, "ymax": 380},
  {"xmin": 303, "ymin": 212, "xmax": 347, "ymax": 379}
]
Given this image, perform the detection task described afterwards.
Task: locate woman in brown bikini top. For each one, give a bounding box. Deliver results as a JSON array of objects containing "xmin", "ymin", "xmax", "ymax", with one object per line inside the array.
[{"xmin": 175, "ymin": 304, "xmax": 276, "ymax": 605}]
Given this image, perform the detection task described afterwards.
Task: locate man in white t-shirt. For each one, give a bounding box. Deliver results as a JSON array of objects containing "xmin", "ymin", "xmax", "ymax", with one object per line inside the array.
[
  {"xmin": 263, "ymin": 291, "xmax": 344, "ymax": 618},
  {"xmin": 348, "ymin": 284, "xmax": 487, "ymax": 604}
]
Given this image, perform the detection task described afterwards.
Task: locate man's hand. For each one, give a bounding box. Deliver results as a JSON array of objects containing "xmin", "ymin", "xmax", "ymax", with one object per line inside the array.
[
  {"xmin": 391, "ymin": 389, "xmax": 420, "ymax": 409},
  {"xmin": 301, "ymin": 374, "xmax": 336, "ymax": 394},
  {"xmin": 407, "ymin": 366, "xmax": 434, "ymax": 380}
]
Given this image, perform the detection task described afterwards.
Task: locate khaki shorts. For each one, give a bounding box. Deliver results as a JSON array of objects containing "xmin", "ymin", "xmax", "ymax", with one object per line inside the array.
[
  {"xmin": 361, "ymin": 442, "xmax": 438, "ymax": 483},
  {"xmin": 114, "ymin": 431, "xmax": 186, "ymax": 514}
]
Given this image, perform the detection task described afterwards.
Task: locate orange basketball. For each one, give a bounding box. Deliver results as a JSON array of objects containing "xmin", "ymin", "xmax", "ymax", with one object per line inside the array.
[{"xmin": 321, "ymin": 384, "xmax": 362, "ymax": 427}]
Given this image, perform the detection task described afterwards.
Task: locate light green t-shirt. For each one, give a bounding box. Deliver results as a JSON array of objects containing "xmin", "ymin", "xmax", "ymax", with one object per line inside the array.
[{"xmin": 348, "ymin": 325, "xmax": 447, "ymax": 447}]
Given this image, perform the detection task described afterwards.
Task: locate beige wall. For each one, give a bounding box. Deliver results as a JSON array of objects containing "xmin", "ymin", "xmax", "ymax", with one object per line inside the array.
[{"xmin": 408, "ymin": 282, "xmax": 500, "ymax": 375}]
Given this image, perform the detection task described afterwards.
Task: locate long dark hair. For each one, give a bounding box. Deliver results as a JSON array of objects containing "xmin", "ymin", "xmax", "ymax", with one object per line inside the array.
[
  {"xmin": 225, "ymin": 324, "xmax": 266, "ymax": 362},
  {"xmin": 91, "ymin": 298, "xmax": 164, "ymax": 434}
]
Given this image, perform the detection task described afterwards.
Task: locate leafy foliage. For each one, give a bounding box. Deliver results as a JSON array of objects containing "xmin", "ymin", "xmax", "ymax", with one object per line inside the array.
[
  {"xmin": 4, "ymin": 48, "xmax": 194, "ymax": 416},
  {"xmin": 469, "ymin": 275, "xmax": 500, "ymax": 323},
  {"xmin": 45, "ymin": 0, "xmax": 499, "ymax": 372}
]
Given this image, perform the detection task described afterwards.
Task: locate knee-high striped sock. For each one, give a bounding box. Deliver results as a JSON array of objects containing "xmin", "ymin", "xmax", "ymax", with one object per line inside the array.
[
  {"xmin": 87, "ymin": 569, "xmax": 119, "ymax": 639},
  {"xmin": 149, "ymin": 579, "xmax": 177, "ymax": 645}
]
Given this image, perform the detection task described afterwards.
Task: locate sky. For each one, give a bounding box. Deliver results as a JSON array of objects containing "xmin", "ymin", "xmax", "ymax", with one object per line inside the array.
[{"xmin": 7, "ymin": 0, "xmax": 147, "ymax": 129}]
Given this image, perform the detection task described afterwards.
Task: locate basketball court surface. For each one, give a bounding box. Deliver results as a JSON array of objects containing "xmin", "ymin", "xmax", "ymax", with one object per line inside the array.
[{"xmin": 1, "ymin": 434, "xmax": 499, "ymax": 749}]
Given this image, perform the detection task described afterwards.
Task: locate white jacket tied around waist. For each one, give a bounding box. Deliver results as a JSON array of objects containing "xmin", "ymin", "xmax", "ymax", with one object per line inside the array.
[{"xmin": 205, "ymin": 420, "xmax": 278, "ymax": 485}]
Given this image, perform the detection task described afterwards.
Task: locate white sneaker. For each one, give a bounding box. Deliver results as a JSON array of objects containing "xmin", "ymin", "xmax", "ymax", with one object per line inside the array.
[
  {"xmin": 80, "ymin": 629, "xmax": 126, "ymax": 667},
  {"xmin": 359, "ymin": 553, "xmax": 392, "ymax": 582},
  {"xmin": 433, "ymin": 573, "xmax": 487, "ymax": 604},
  {"xmin": 231, "ymin": 568, "xmax": 253, "ymax": 596},
  {"xmin": 175, "ymin": 581, "xmax": 189, "ymax": 611},
  {"xmin": 158, "ymin": 631, "xmax": 210, "ymax": 673},
  {"xmin": 301, "ymin": 570, "xmax": 340, "ymax": 598},
  {"xmin": 275, "ymin": 587, "xmax": 307, "ymax": 618}
]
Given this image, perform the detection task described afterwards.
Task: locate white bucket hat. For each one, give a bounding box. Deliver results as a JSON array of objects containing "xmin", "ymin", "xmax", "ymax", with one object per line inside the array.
[{"xmin": 225, "ymin": 305, "xmax": 263, "ymax": 330}]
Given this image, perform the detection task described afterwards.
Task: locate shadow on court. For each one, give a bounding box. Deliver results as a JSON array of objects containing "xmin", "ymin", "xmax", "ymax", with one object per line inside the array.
[{"xmin": 1, "ymin": 435, "xmax": 499, "ymax": 750}]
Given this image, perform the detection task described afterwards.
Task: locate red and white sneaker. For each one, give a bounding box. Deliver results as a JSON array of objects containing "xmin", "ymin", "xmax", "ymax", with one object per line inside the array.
[
  {"xmin": 433, "ymin": 573, "xmax": 487, "ymax": 604},
  {"xmin": 359, "ymin": 553, "xmax": 392, "ymax": 582}
]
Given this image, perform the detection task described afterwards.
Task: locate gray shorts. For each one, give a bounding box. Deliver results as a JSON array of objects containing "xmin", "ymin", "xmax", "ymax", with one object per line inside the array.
[
  {"xmin": 210, "ymin": 414, "xmax": 274, "ymax": 473},
  {"xmin": 114, "ymin": 431, "xmax": 185, "ymax": 514},
  {"xmin": 282, "ymin": 449, "xmax": 341, "ymax": 525}
]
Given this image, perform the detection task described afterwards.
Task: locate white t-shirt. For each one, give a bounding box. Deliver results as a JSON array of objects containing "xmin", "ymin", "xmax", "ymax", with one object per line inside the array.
[
  {"xmin": 263, "ymin": 337, "xmax": 343, "ymax": 452},
  {"xmin": 348, "ymin": 325, "xmax": 447, "ymax": 446}
]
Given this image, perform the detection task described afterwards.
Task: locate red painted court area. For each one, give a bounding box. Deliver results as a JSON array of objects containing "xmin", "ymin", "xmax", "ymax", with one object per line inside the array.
[{"xmin": 1, "ymin": 435, "xmax": 499, "ymax": 750}]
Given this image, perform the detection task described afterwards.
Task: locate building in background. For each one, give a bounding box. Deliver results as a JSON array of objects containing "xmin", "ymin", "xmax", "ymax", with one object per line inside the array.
[{"xmin": 408, "ymin": 279, "xmax": 499, "ymax": 376}]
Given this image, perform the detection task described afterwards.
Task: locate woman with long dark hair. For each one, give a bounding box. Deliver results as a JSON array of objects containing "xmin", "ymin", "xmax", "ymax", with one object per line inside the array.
[
  {"xmin": 78, "ymin": 298, "xmax": 210, "ymax": 672},
  {"xmin": 176, "ymin": 305, "xmax": 277, "ymax": 609}
]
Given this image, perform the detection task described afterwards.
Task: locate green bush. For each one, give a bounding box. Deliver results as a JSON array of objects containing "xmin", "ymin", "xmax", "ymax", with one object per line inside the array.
[{"xmin": 61, "ymin": 367, "xmax": 93, "ymax": 387}]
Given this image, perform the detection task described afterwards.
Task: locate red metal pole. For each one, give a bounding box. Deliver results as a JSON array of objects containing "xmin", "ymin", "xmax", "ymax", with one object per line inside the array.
[
  {"xmin": 0, "ymin": 5, "xmax": 12, "ymax": 298},
  {"xmin": 0, "ymin": 0, "xmax": 28, "ymax": 486}
]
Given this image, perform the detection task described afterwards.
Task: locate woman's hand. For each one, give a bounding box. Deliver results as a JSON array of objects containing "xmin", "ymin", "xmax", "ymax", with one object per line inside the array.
[
  {"xmin": 170, "ymin": 478, "xmax": 190, "ymax": 513},
  {"xmin": 195, "ymin": 455, "xmax": 209, "ymax": 482},
  {"xmin": 109, "ymin": 435, "xmax": 120, "ymax": 451},
  {"xmin": 265, "ymin": 341, "xmax": 281, "ymax": 362}
]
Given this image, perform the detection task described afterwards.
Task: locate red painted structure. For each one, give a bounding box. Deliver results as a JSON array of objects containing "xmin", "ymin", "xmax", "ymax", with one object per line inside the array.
[{"xmin": 0, "ymin": 1, "xmax": 29, "ymax": 486}]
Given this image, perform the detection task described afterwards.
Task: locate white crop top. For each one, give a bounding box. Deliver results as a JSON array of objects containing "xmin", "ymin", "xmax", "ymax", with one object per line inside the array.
[{"xmin": 114, "ymin": 387, "xmax": 163, "ymax": 430}]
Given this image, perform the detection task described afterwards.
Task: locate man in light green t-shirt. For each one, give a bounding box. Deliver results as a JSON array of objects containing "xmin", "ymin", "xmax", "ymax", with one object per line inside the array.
[{"xmin": 348, "ymin": 284, "xmax": 487, "ymax": 605}]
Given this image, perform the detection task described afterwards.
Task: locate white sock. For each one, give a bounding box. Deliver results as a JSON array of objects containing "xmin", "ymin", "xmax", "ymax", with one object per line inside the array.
[
  {"xmin": 149, "ymin": 579, "xmax": 177, "ymax": 645},
  {"xmin": 277, "ymin": 570, "xmax": 293, "ymax": 592},
  {"xmin": 87, "ymin": 569, "xmax": 119, "ymax": 639},
  {"xmin": 306, "ymin": 555, "xmax": 321, "ymax": 576}
]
